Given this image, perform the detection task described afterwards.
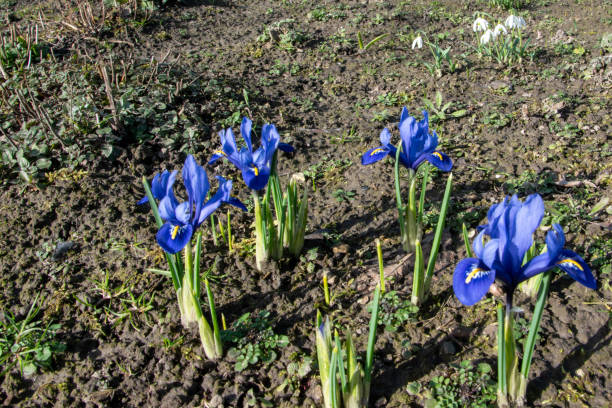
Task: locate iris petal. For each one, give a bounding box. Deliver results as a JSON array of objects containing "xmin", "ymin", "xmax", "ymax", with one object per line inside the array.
[
  {"xmin": 379, "ymin": 128, "xmax": 392, "ymax": 146},
  {"xmin": 208, "ymin": 153, "xmax": 225, "ymax": 165},
  {"xmin": 198, "ymin": 190, "xmax": 225, "ymax": 225},
  {"xmin": 226, "ymin": 197, "xmax": 248, "ymax": 211},
  {"xmin": 399, "ymin": 106, "xmax": 410, "ymax": 123},
  {"xmin": 512, "ymin": 194, "xmax": 544, "ymax": 259},
  {"xmin": 197, "ymin": 177, "xmax": 245, "ymax": 224},
  {"xmin": 156, "ymin": 222, "xmax": 193, "ymax": 254},
  {"xmin": 221, "ymin": 128, "xmax": 238, "ymax": 157},
  {"xmin": 545, "ymin": 224, "xmax": 565, "ymax": 261},
  {"xmin": 182, "ymin": 155, "xmax": 210, "ymax": 224},
  {"xmin": 241, "ymin": 117, "xmax": 253, "ymax": 154},
  {"xmin": 362, "ymin": 146, "xmax": 391, "ymax": 165},
  {"xmin": 424, "ymin": 151, "xmax": 453, "ymax": 172},
  {"xmin": 453, "ymin": 258, "xmax": 496, "ymax": 306},
  {"xmin": 519, "ymin": 252, "xmax": 556, "ymax": 282},
  {"xmin": 175, "ymin": 202, "xmax": 191, "ymax": 225},
  {"xmin": 472, "ymin": 230, "xmax": 486, "ymax": 258},
  {"xmin": 556, "ymin": 249, "xmax": 596, "ymax": 289},
  {"xmin": 242, "ymin": 165, "xmax": 271, "ymax": 191},
  {"xmin": 262, "ymin": 124, "xmax": 281, "ymax": 164},
  {"xmin": 159, "ymin": 196, "xmax": 178, "ymax": 223}
]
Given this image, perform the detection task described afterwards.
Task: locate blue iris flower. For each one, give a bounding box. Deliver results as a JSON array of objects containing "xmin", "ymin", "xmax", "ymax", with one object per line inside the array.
[
  {"xmin": 209, "ymin": 117, "xmax": 294, "ymax": 191},
  {"xmin": 156, "ymin": 155, "xmax": 246, "ymax": 254},
  {"xmin": 361, "ymin": 107, "xmax": 452, "ymax": 172},
  {"xmin": 137, "ymin": 170, "xmax": 178, "ymax": 205},
  {"xmin": 453, "ymin": 194, "xmax": 596, "ymax": 306}
]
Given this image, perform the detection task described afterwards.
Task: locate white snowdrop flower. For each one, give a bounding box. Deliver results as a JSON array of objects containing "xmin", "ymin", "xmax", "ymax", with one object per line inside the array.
[
  {"xmin": 480, "ymin": 29, "xmax": 494, "ymax": 44},
  {"xmin": 505, "ymin": 15, "xmax": 526, "ymax": 29},
  {"xmin": 412, "ymin": 35, "xmax": 423, "ymax": 49},
  {"xmin": 473, "ymin": 17, "xmax": 489, "ymax": 32},
  {"xmin": 493, "ymin": 24, "xmax": 507, "ymax": 38}
]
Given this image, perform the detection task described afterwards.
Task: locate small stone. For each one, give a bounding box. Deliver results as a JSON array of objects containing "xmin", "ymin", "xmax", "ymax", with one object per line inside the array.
[
  {"xmin": 332, "ymin": 243, "xmax": 349, "ymax": 255},
  {"xmin": 483, "ymin": 323, "xmax": 498, "ymax": 339},
  {"xmin": 375, "ymin": 397, "xmax": 388, "ymax": 407},
  {"xmin": 53, "ymin": 241, "xmax": 75, "ymax": 260},
  {"xmin": 450, "ymin": 325, "xmax": 472, "ymax": 340},
  {"xmin": 208, "ymin": 395, "xmax": 223, "ymax": 407}
]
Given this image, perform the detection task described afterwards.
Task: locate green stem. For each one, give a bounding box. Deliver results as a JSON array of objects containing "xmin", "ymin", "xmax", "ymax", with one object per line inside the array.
[
  {"xmin": 210, "ymin": 214, "xmax": 218, "ymax": 246},
  {"xmin": 411, "ymin": 240, "xmax": 424, "ymax": 305},
  {"xmin": 364, "ymin": 284, "xmax": 381, "ymax": 404},
  {"xmin": 518, "ymin": 270, "xmax": 552, "ymax": 404},
  {"xmin": 406, "ymin": 170, "xmax": 418, "ymax": 253},
  {"xmin": 253, "ymin": 191, "xmax": 266, "ymax": 271},
  {"xmin": 423, "ymin": 172, "xmax": 453, "ymax": 293},
  {"xmin": 394, "ymin": 141, "xmax": 405, "ymax": 241},
  {"xmin": 227, "ymin": 209, "xmax": 232, "ymax": 252},
  {"xmin": 417, "ymin": 165, "xmax": 430, "ymax": 229},
  {"xmin": 505, "ymin": 291, "xmax": 519, "ymax": 403},
  {"xmin": 497, "ymin": 302, "xmax": 507, "ymax": 404},
  {"xmin": 462, "ymin": 222, "xmax": 474, "ymax": 258},
  {"xmin": 335, "ymin": 332, "xmax": 347, "ymax": 395},
  {"xmin": 193, "ymin": 231, "xmax": 202, "ymax": 294},
  {"xmin": 329, "ymin": 346, "xmax": 339, "ymax": 408},
  {"xmin": 323, "ymin": 272, "xmax": 330, "ymax": 306},
  {"xmin": 204, "ymin": 278, "xmax": 223, "ymax": 358},
  {"xmin": 376, "ymin": 239, "xmax": 385, "ymax": 294}
]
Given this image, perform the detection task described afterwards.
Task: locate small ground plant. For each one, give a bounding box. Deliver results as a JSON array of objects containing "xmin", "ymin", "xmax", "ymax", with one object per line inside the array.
[
  {"xmin": 0, "ymin": 296, "xmax": 65, "ymax": 377},
  {"xmin": 422, "ymin": 361, "xmax": 497, "ymax": 407},
  {"xmin": 223, "ymin": 311, "xmax": 289, "ymax": 372}
]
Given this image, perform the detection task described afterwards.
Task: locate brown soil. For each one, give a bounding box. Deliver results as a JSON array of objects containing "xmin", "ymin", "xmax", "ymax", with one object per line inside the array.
[{"xmin": 0, "ymin": 0, "xmax": 610, "ymax": 407}]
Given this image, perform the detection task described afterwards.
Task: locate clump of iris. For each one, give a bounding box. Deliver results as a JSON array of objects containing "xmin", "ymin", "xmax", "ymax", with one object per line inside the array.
[
  {"xmin": 209, "ymin": 117, "xmax": 294, "ymax": 191},
  {"xmin": 140, "ymin": 154, "xmax": 245, "ymax": 360},
  {"xmin": 453, "ymin": 194, "xmax": 596, "ymax": 407},
  {"xmin": 362, "ymin": 107, "xmax": 453, "ymax": 305},
  {"xmin": 210, "ymin": 117, "xmax": 307, "ymax": 271}
]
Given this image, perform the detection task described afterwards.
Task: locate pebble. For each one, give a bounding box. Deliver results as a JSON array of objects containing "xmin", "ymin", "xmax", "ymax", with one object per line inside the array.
[{"xmin": 53, "ymin": 241, "xmax": 75, "ymax": 260}]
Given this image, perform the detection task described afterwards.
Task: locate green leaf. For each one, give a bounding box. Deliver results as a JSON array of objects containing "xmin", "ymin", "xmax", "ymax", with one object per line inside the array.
[
  {"xmin": 589, "ymin": 197, "xmax": 609, "ymax": 216},
  {"xmin": 406, "ymin": 381, "xmax": 422, "ymax": 395},
  {"xmin": 23, "ymin": 363, "xmax": 37, "ymax": 376},
  {"xmin": 36, "ymin": 158, "xmax": 52, "ymax": 169},
  {"xmin": 36, "ymin": 347, "xmax": 52, "ymax": 362},
  {"xmin": 276, "ymin": 335, "xmax": 289, "ymax": 347},
  {"xmin": 478, "ymin": 363, "xmax": 492, "ymax": 374}
]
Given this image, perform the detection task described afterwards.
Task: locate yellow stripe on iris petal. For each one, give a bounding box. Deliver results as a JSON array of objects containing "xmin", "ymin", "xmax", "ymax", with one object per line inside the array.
[
  {"xmin": 171, "ymin": 225, "xmax": 180, "ymax": 240},
  {"xmin": 433, "ymin": 152, "xmax": 443, "ymax": 160},
  {"xmin": 370, "ymin": 148, "xmax": 386, "ymax": 156},
  {"xmin": 252, "ymin": 166, "xmax": 259, "ymax": 176},
  {"xmin": 556, "ymin": 258, "xmax": 583, "ymax": 271},
  {"xmin": 465, "ymin": 267, "xmax": 486, "ymax": 284},
  {"xmin": 214, "ymin": 150, "xmax": 226, "ymax": 156}
]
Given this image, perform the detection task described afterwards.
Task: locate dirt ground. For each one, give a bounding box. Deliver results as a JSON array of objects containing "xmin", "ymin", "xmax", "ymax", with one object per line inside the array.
[{"xmin": 0, "ymin": 0, "xmax": 610, "ymax": 406}]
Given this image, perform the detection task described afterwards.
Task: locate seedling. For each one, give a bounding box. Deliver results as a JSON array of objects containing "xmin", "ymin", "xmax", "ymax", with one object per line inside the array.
[
  {"xmin": 356, "ymin": 32, "xmax": 389, "ymax": 52},
  {"xmin": 223, "ymin": 311, "xmax": 289, "ymax": 372},
  {"xmin": 0, "ymin": 295, "xmax": 65, "ymax": 377},
  {"xmin": 422, "ymin": 91, "xmax": 467, "ymax": 123},
  {"xmin": 422, "ymin": 361, "xmax": 496, "ymax": 407}
]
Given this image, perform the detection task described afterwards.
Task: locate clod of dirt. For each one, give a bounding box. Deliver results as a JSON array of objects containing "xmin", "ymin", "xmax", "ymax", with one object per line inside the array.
[{"xmin": 52, "ymin": 241, "xmax": 75, "ymax": 259}]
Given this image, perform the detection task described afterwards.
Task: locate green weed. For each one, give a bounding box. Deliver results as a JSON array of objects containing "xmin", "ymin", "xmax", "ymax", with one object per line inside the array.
[
  {"xmin": 223, "ymin": 311, "xmax": 289, "ymax": 372},
  {"xmin": 423, "ymin": 360, "xmax": 496, "ymax": 407},
  {"xmin": 0, "ymin": 295, "xmax": 65, "ymax": 377}
]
